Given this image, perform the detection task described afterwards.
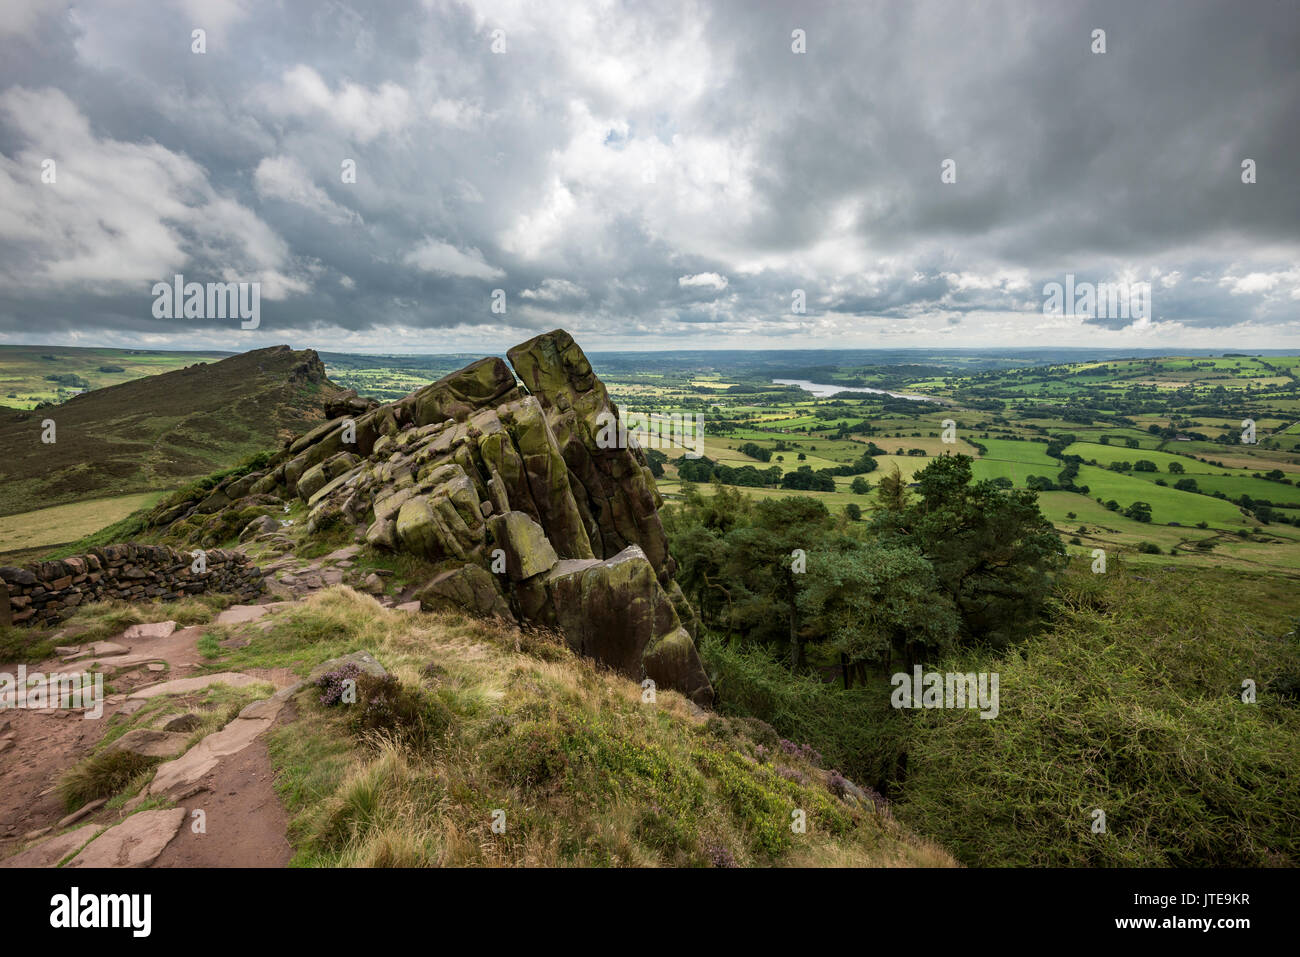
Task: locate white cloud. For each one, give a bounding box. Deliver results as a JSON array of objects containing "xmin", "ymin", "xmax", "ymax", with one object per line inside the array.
[
  {"xmin": 520, "ymin": 278, "xmax": 586, "ymax": 301},
  {"xmin": 175, "ymin": 0, "xmax": 251, "ymax": 37},
  {"xmin": 254, "ymin": 155, "xmax": 360, "ymax": 225},
  {"xmin": 429, "ymin": 99, "xmax": 485, "ymax": 129},
  {"xmin": 678, "ymin": 272, "xmax": 728, "ymax": 291},
  {"xmin": 1224, "ymin": 271, "xmax": 1280, "ymax": 295},
  {"xmin": 0, "ymin": 87, "xmax": 307, "ymax": 293},
  {"xmin": 0, "ymin": 0, "xmax": 62, "ymax": 36},
  {"xmin": 264, "ymin": 66, "xmax": 412, "ymax": 143},
  {"xmin": 403, "ymin": 238, "xmax": 505, "ymax": 279}
]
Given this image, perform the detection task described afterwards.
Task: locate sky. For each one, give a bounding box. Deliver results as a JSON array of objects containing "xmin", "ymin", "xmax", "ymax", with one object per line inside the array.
[{"xmin": 0, "ymin": 0, "xmax": 1298, "ymax": 355}]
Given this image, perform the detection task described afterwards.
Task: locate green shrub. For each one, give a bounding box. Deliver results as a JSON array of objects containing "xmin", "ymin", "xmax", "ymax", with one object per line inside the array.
[
  {"xmin": 896, "ymin": 567, "xmax": 1300, "ymax": 866},
  {"xmin": 347, "ymin": 672, "xmax": 454, "ymax": 748},
  {"xmin": 700, "ymin": 635, "xmax": 908, "ymax": 791}
]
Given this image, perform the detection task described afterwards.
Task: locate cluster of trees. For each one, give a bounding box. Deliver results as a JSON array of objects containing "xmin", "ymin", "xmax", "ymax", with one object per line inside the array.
[
  {"xmin": 675, "ymin": 457, "xmax": 783, "ymax": 487},
  {"xmin": 1099, "ymin": 498, "xmax": 1153, "ymax": 522},
  {"xmin": 780, "ymin": 467, "xmax": 836, "ymax": 491},
  {"xmin": 663, "ymin": 456, "xmax": 1067, "ymax": 686},
  {"xmin": 678, "ymin": 447, "xmax": 880, "ymax": 492},
  {"xmin": 1036, "ymin": 432, "xmax": 1088, "ymax": 493}
]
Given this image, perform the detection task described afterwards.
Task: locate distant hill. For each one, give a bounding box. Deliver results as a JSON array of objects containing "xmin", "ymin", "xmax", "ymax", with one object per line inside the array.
[
  {"xmin": 0, "ymin": 345, "xmax": 233, "ymax": 410},
  {"xmin": 0, "ymin": 346, "xmax": 347, "ymax": 517}
]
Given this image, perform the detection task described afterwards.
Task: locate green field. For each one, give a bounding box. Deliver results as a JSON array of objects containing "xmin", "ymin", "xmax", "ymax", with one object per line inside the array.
[
  {"xmin": 0, "ymin": 491, "xmax": 168, "ymax": 562},
  {"xmin": 593, "ymin": 352, "xmax": 1300, "ymax": 575}
]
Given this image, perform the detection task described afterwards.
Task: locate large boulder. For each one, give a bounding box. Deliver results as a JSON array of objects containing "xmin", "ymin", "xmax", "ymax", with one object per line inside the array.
[
  {"xmin": 487, "ymin": 511, "xmax": 558, "ymax": 581},
  {"xmin": 415, "ymin": 564, "xmax": 513, "ymax": 620},
  {"xmin": 537, "ymin": 546, "xmax": 712, "ymax": 707},
  {"xmin": 107, "ymin": 728, "xmax": 192, "ymax": 760},
  {"xmin": 508, "ymin": 329, "xmax": 674, "ymax": 579},
  {"xmin": 393, "ymin": 464, "xmax": 486, "ymax": 562},
  {"xmin": 399, "ymin": 356, "xmax": 520, "ymax": 426}
]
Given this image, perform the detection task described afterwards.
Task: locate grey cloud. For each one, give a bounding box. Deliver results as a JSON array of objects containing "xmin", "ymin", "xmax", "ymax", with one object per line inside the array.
[{"xmin": 0, "ymin": 0, "xmax": 1296, "ymax": 351}]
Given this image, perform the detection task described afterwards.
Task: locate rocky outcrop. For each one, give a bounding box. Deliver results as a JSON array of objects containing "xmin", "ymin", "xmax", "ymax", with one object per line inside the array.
[
  {"xmin": 152, "ymin": 330, "xmax": 714, "ymax": 706},
  {"xmin": 1, "ymin": 545, "xmax": 265, "ymax": 627}
]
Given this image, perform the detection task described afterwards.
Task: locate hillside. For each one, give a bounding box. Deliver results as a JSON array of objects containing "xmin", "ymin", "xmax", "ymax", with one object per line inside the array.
[
  {"xmin": 0, "ymin": 345, "xmax": 232, "ymax": 410},
  {"xmin": 0, "ymin": 346, "xmax": 348, "ymax": 519},
  {"xmin": 0, "ymin": 583, "xmax": 950, "ymax": 868}
]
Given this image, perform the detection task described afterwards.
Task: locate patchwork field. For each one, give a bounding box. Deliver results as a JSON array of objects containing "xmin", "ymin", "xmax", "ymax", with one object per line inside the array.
[{"xmin": 599, "ymin": 351, "xmax": 1300, "ymax": 576}]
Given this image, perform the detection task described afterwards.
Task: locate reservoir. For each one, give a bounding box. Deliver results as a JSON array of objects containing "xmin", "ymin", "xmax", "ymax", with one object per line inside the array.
[{"xmin": 772, "ymin": 379, "xmax": 938, "ymax": 402}]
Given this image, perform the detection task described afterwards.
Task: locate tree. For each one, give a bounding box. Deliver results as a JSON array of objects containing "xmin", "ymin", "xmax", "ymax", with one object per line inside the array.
[
  {"xmin": 716, "ymin": 498, "xmax": 835, "ymax": 670},
  {"xmin": 1124, "ymin": 501, "xmax": 1153, "ymax": 523},
  {"xmin": 1167, "ymin": 461, "xmax": 1185, "ymax": 474},
  {"xmin": 850, "ymin": 476, "xmax": 873, "ymax": 495},
  {"xmin": 645, "ymin": 449, "xmax": 667, "ymax": 478},
  {"xmin": 797, "ymin": 543, "xmax": 959, "ymax": 680},
  {"xmin": 875, "ymin": 455, "xmax": 1067, "ymax": 648},
  {"xmin": 875, "ymin": 464, "xmax": 911, "ymax": 512},
  {"xmin": 844, "ymin": 502, "xmax": 862, "ymax": 521}
]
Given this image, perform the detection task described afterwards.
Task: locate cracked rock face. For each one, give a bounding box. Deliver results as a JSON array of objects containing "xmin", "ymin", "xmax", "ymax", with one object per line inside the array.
[{"xmin": 165, "ymin": 329, "xmax": 713, "ymax": 706}]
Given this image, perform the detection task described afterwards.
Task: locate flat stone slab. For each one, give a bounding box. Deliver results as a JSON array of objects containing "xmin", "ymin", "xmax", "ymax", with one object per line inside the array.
[
  {"xmin": 0, "ymin": 822, "xmax": 105, "ymax": 868},
  {"xmin": 122, "ymin": 621, "xmax": 178, "ymax": 640},
  {"xmin": 323, "ymin": 545, "xmax": 362, "ymax": 562},
  {"xmin": 395, "ymin": 601, "xmax": 421, "ymax": 613},
  {"xmin": 66, "ymin": 808, "xmax": 187, "ymax": 868},
  {"xmin": 148, "ymin": 699, "xmax": 288, "ymax": 796},
  {"xmin": 62, "ymin": 641, "xmax": 129, "ymax": 662},
  {"xmin": 56, "ymin": 798, "xmax": 107, "ymax": 830},
  {"xmin": 107, "ymin": 728, "xmax": 192, "ymax": 759},
  {"xmin": 128, "ymin": 672, "xmax": 260, "ymax": 700},
  {"xmin": 215, "ymin": 604, "xmax": 272, "ymax": 625},
  {"xmin": 75, "ymin": 651, "xmax": 169, "ymax": 670}
]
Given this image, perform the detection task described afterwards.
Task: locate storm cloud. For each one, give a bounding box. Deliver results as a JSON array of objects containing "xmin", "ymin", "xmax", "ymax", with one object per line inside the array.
[{"xmin": 0, "ymin": 0, "xmax": 1296, "ymax": 352}]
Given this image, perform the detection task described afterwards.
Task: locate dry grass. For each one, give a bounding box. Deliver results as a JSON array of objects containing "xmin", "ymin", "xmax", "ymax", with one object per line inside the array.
[{"xmin": 241, "ymin": 586, "xmax": 952, "ymax": 868}]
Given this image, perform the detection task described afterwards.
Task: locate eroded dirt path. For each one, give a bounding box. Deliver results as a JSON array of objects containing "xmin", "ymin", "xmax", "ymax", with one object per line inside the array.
[
  {"xmin": 152, "ymin": 716, "xmax": 294, "ymax": 868},
  {"xmin": 1, "ymin": 600, "xmax": 308, "ymax": 868}
]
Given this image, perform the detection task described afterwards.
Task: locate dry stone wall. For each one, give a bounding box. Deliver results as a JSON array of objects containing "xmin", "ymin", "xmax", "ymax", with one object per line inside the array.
[{"xmin": 1, "ymin": 545, "xmax": 264, "ymax": 628}]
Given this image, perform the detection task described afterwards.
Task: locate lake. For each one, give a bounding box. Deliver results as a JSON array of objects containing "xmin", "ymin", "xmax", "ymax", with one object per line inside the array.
[{"xmin": 772, "ymin": 379, "xmax": 939, "ymax": 402}]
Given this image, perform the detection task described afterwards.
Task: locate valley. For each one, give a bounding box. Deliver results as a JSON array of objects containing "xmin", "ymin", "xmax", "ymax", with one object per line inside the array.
[{"xmin": 2, "ymin": 338, "xmax": 1297, "ymax": 870}]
